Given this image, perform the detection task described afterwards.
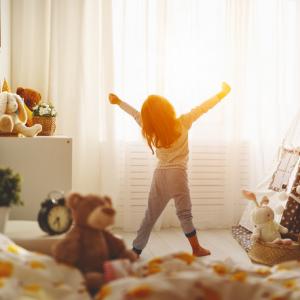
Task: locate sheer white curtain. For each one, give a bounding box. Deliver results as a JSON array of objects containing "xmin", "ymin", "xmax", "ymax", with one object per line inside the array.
[
  {"xmin": 11, "ymin": 0, "xmax": 115, "ymax": 196},
  {"xmin": 237, "ymin": 0, "xmax": 300, "ymax": 175},
  {"xmin": 11, "ymin": 0, "xmax": 300, "ymax": 230}
]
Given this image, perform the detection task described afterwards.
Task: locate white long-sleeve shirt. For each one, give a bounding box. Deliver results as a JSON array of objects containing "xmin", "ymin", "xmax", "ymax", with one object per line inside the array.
[{"xmin": 119, "ymin": 96, "xmax": 223, "ymax": 169}]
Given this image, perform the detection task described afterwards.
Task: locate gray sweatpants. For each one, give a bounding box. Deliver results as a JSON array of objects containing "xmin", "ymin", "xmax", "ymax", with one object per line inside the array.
[{"xmin": 133, "ymin": 168, "xmax": 195, "ymax": 251}]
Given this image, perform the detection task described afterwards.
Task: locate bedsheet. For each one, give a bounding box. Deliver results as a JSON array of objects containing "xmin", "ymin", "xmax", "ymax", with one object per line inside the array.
[
  {"xmin": 0, "ymin": 234, "xmax": 91, "ymax": 300},
  {"xmin": 96, "ymin": 252, "xmax": 300, "ymax": 300},
  {"xmin": 2, "ymin": 231, "xmax": 300, "ymax": 300}
]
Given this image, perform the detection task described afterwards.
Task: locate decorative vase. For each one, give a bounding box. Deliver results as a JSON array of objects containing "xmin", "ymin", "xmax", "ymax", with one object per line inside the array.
[
  {"xmin": 0, "ymin": 206, "xmax": 10, "ymax": 233},
  {"xmin": 32, "ymin": 116, "xmax": 56, "ymax": 136}
]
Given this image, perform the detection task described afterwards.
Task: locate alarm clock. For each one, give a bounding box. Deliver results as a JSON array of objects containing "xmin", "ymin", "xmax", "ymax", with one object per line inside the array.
[{"xmin": 38, "ymin": 191, "xmax": 73, "ymax": 235}]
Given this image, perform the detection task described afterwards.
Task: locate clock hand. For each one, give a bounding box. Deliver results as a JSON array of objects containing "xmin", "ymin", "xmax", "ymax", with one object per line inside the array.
[
  {"xmin": 57, "ymin": 218, "xmax": 61, "ymax": 229},
  {"xmin": 54, "ymin": 217, "xmax": 60, "ymax": 228}
]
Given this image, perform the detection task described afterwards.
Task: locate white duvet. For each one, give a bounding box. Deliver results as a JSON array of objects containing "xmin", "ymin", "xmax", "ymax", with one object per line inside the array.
[
  {"xmin": 2, "ymin": 232, "xmax": 300, "ymax": 300},
  {"xmin": 96, "ymin": 252, "xmax": 300, "ymax": 300},
  {"xmin": 0, "ymin": 234, "xmax": 91, "ymax": 300}
]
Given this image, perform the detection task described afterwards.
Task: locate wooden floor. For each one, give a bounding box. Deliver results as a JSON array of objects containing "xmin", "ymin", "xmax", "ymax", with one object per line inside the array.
[{"xmin": 112, "ymin": 228, "xmax": 252, "ymax": 265}]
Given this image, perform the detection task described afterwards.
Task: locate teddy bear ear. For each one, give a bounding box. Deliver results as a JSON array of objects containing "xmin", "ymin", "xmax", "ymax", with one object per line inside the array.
[
  {"xmin": 260, "ymin": 196, "xmax": 269, "ymax": 206},
  {"xmin": 16, "ymin": 87, "xmax": 24, "ymax": 97},
  {"xmin": 67, "ymin": 193, "xmax": 83, "ymax": 209},
  {"xmin": 103, "ymin": 196, "xmax": 112, "ymax": 207}
]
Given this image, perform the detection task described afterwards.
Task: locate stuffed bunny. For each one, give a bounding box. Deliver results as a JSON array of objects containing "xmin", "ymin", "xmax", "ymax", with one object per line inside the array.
[
  {"xmin": 0, "ymin": 92, "xmax": 42, "ymax": 137},
  {"xmin": 242, "ymin": 190, "xmax": 292, "ymax": 245},
  {"xmin": 0, "ymin": 92, "xmax": 13, "ymax": 132}
]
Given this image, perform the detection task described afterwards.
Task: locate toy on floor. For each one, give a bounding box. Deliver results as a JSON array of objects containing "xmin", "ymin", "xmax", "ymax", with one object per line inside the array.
[
  {"xmin": 52, "ymin": 193, "xmax": 138, "ymax": 293},
  {"xmin": 0, "ymin": 91, "xmax": 42, "ymax": 136},
  {"xmin": 242, "ymin": 190, "xmax": 292, "ymax": 245}
]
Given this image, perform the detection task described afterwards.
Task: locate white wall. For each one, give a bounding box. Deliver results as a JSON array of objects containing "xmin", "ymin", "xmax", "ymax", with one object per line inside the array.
[{"xmin": 0, "ymin": 0, "xmax": 11, "ymax": 85}]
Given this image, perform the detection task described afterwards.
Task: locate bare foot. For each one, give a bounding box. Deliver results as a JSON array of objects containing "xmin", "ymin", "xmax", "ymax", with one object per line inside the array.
[{"xmin": 193, "ymin": 247, "xmax": 211, "ymax": 257}]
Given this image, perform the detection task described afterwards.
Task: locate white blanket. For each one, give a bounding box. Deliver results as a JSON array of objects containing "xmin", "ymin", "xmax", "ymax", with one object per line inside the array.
[
  {"xmin": 97, "ymin": 252, "xmax": 300, "ymax": 300},
  {"xmin": 0, "ymin": 234, "xmax": 91, "ymax": 300}
]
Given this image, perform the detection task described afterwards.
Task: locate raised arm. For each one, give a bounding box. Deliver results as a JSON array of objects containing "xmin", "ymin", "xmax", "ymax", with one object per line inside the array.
[
  {"xmin": 108, "ymin": 93, "xmax": 141, "ymax": 127},
  {"xmin": 180, "ymin": 82, "xmax": 231, "ymax": 129}
]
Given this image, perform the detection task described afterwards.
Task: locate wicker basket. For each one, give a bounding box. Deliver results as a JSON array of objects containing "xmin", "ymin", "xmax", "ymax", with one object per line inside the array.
[
  {"xmin": 248, "ymin": 240, "xmax": 300, "ymax": 266},
  {"xmin": 32, "ymin": 116, "xmax": 56, "ymax": 136}
]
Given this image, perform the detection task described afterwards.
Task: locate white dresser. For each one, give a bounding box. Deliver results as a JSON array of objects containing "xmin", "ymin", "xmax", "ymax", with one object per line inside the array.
[{"xmin": 0, "ymin": 136, "xmax": 72, "ymax": 220}]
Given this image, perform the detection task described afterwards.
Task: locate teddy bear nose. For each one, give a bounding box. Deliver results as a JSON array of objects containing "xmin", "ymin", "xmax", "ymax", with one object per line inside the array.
[{"xmin": 102, "ymin": 207, "xmax": 115, "ymax": 216}]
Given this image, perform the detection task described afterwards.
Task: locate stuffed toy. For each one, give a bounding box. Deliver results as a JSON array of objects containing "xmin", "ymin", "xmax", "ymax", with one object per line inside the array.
[
  {"xmin": 2, "ymin": 78, "xmax": 10, "ymax": 93},
  {"xmin": 16, "ymin": 87, "xmax": 41, "ymax": 127},
  {"xmin": 52, "ymin": 193, "xmax": 137, "ymax": 293},
  {"xmin": 16, "ymin": 87, "xmax": 41, "ymax": 110},
  {"xmin": 0, "ymin": 96, "xmax": 13, "ymax": 133},
  {"xmin": 0, "ymin": 79, "xmax": 13, "ymax": 132},
  {"xmin": 242, "ymin": 190, "xmax": 292, "ymax": 245},
  {"xmin": 0, "ymin": 91, "xmax": 42, "ymax": 136}
]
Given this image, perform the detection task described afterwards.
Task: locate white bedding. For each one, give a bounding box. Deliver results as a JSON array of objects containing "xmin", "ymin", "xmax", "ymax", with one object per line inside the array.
[
  {"xmin": 0, "ymin": 234, "xmax": 91, "ymax": 300},
  {"xmin": 97, "ymin": 252, "xmax": 300, "ymax": 300},
  {"xmin": 2, "ymin": 232, "xmax": 300, "ymax": 300}
]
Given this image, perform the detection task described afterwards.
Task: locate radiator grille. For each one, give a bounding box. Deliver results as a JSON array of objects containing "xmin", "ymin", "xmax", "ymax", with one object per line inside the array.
[{"xmin": 116, "ymin": 142, "xmax": 250, "ymax": 230}]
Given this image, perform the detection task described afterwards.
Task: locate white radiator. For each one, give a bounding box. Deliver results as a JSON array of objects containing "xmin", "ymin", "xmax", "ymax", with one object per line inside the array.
[{"xmin": 116, "ymin": 141, "xmax": 250, "ymax": 230}]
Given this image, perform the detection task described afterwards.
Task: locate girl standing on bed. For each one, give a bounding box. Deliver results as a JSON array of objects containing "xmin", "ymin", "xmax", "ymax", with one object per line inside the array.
[{"xmin": 108, "ymin": 82, "xmax": 231, "ymax": 257}]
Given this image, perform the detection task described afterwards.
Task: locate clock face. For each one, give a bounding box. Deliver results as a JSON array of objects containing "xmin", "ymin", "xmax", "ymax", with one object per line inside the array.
[{"xmin": 47, "ymin": 205, "xmax": 72, "ymax": 234}]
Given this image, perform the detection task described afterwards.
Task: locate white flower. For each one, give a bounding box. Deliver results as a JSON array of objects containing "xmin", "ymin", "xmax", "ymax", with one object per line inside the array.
[
  {"xmin": 40, "ymin": 103, "xmax": 49, "ymax": 108},
  {"xmin": 39, "ymin": 107, "xmax": 49, "ymax": 116},
  {"xmin": 34, "ymin": 102, "xmax": 56, "ymax": 116}
]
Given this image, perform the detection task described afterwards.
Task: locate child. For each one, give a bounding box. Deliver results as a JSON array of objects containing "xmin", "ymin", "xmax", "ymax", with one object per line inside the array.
[{"xmin": 109, "ymin": 82, "xmax": 231, "ymax": 256}]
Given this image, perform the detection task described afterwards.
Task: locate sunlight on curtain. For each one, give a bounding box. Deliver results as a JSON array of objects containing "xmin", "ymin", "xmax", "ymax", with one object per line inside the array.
[
  {"xmin": 11, "ymin": 0, "xmax": 300, "ymax": 230},
  {"xmin": 112, "ymin": 0, "xmax": 227, "ymax": 142},
  {"xmin": 242, "ymin": 0, "xmax": 299, "ymax": 175},
  {"xmin": 110, "ymin": 0, "xmax": 300, "ymax": 229},
  {"xmin": 111, "ymin": 0, "xmax": 233, "ymax": 230}
]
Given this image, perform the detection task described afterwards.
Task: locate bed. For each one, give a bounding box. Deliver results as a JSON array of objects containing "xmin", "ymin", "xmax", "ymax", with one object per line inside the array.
[
  {"xmin": 0, "ymin": 234, "xmax": 91, "ymax": 300},
  {"xmin": 96, "ymin": 252, "xmax": 300, "ymax": 300},
  {"xmin": 1, "ymin": 233, "xmax": 300, "ymax": 300}
]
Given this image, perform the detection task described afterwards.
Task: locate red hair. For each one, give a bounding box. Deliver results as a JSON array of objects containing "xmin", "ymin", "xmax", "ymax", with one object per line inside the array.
[{"xmin": 141, "ymin": 95, "xmax": 181, "ymax": 153}]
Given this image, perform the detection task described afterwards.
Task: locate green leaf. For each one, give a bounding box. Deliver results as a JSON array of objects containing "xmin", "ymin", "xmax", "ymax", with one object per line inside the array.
[{"xmin": 0, "ymin": 168, "xmax": 23, "ymax": 207}]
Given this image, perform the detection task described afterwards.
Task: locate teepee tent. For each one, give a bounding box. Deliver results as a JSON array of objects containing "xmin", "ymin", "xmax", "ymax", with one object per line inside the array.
[{"xmin": 236, "ymin": 108, "xmax": 300, "ymax": 246}]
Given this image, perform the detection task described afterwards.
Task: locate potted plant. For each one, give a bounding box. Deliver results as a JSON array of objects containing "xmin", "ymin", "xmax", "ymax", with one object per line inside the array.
[
  {"xmin": 32, "ymin": 102, "xmax": 57, "ymax": 136},
  {"xmin": 0, "ymin": 168, "xmax": 22, "ymax": 233}
]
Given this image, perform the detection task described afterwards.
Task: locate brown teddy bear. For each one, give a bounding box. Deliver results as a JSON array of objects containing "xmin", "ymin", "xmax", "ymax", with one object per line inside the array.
[
  {"xmin": 52, "ymin": 193, "xmax": 137, "ymax": 293},
  {"xmin": 16, "ymin": 87, "xmax": 41, "ymax": 110},
  {"xmin": 16, "ymin": 87, "xmax": 41, "ymax": 126}
]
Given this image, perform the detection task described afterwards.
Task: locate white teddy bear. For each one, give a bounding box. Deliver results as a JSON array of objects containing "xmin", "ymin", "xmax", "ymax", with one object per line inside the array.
[
  {"xmin": 242, "ymin": 190, "xmax": 292, "ymax": 245},
  {"xmin": 0, "ymin": 91, "xmax": 42, "ymax": 137}
]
